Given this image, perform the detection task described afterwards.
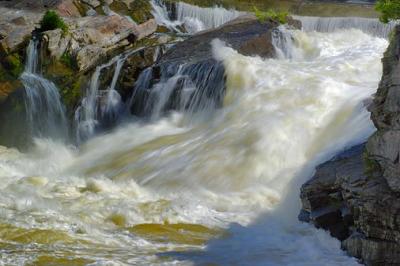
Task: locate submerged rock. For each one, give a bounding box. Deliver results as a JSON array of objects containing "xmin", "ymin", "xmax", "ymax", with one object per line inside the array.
[{"xmin": 300, "ymin": 25, "xmax": 400, "ymax": 266}]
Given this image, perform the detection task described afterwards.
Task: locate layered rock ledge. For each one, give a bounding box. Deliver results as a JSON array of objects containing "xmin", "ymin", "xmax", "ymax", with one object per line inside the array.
[{"xmin": 299, "ymin": 25, "xmax": 400, "ymax": 266}]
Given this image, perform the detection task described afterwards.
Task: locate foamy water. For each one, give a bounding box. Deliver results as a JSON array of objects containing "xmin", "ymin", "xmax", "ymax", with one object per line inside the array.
[{"xmin": 0, "ymin": 27, "xmax": 387, "ymax": 265}]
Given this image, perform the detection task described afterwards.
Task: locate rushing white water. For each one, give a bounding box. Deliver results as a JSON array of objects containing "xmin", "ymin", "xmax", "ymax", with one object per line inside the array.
[
  {"xmin": 0, "ymin": 26, "xmax": 388, "ymax": 265},
  {"xmin": 295, "ymin": 15, "xmax": 396, "ymax": 38},
  {"xmin": 175, "ymin": 2, "xmax": 245, "ymax": 31},
  {"xmin": 21, "ymin": 40, "xmax": 68, "ymax": 141},
  {"xmin": 150, "ymin": 0, "xmax": 245, "ymax": 34}
]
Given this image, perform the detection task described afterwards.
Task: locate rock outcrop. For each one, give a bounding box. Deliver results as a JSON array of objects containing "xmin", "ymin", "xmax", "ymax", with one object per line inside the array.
[
  {"xmin": 42, "ymin": 14, "xmax": 157, "ymax": 72},
  {"xmin": 130, "ymin": 15, "xmax": 300, "ymax": 116},
  {"xmin": 299, "ymin": 25, "xmax": 400, "ymax": 266},
  {"xmin": 0, "ymin": 0, "xmax": 160, "ymax": 149}
]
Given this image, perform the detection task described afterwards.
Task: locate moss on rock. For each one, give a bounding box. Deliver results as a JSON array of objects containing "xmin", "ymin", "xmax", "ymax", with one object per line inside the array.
[
  {"xmin": 42, "ymin": 57, "xmax": 84, "ymax": 115},
  {"xmin": 110, "ymin": 0, "xmax": 153, "ymax": 24},
  {"xmin": 3, "ymin": 54, "xmax": 24, "ymax": 79}
]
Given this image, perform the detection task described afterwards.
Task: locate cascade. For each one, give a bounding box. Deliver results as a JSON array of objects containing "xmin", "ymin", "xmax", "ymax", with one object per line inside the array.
[
  {"xmin": 75, "ymin": 55, "xmax": 126, "ymax": 142},
  {"xmin": 75, "ymin": 46, "xmax": 166, "ymax": 142},
  {"xmin": 175, "ymin": 2, "xmax": 245, "ymax": 32},
  {"xmin": 150, "ymin": 0, "xmax": 245, "ymax": 34},
  {"xmin": 129, "ymin": 60, "xmax": 225, "ymax": 120},
  {"xmin": 294, "ymin": 15, "xmax": 396, "ymax": 38},
  {"xmin": 21, "ymin": 39, "xmax": 68, "ymax": 141}
]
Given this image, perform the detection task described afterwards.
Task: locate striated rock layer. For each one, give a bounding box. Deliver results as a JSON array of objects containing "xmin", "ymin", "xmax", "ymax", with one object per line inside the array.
[{"xmin": 299, "ymin": 25, "xmax": 400, "ymax": 266}]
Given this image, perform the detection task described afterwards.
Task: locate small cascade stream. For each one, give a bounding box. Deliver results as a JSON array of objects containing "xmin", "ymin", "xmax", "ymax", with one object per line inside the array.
[
  {"xmin": 129, "ymin": 60, "xmax": 225, "ymax": 120},
  {"xmin": 21, "ymin": 39, "xmax": 68, "ymax": 141},
  {"xmin": 75, "ymin": 55, "xmax": 126, "ymax": 142},
  {"xmin": 151, "ymin": 0, "xmax": 245, "ymax": 33},
  {"xmin": 295, "ymin": 15, "xmax": 396, "ymax": 38}
]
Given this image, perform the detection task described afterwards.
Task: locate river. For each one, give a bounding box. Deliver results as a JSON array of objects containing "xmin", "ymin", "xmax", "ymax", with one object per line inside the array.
[{"xmin": 0, "ymin": 1, "xmax": 390, "ymax": 265}]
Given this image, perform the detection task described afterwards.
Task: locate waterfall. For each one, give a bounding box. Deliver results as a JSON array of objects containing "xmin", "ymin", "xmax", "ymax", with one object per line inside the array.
[
  {"xmin": 74, "ymin": 46, "xmax": 165, "ymax": 142},
  {"xmin": 129, "ymin": 60, "xmax": 225, "ymax": 120},
  {"xmin": 150, "ymin": 0, "xmax": 245, "ymax": 34},
  {"xmin": 150, "ymin": 0, "xmax": 183, "ymax": 33},
  {"xmin": 294, "ymin": 16, "xmax": 396, "ymax": 38},
  {"xmin": 175, "ymin": 2, "xmax": 245, "ymax": 32},
  {"xmin": 0, "ymin": 6, "xmax": 391, "ymax": 265},
  {"xmin": 75, "ymin": 55, "xmax": 126, "ymax": 142},
  {"xmin": 21, "ymin": 39, "xmax": 68, "ymax": 141},
  {"xmin": 272, "ymin": 26, "xmax": 298, "ymax": 59}
]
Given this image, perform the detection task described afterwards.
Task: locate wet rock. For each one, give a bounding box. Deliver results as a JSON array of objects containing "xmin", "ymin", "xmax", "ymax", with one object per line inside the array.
[
  {"xmin": 81, "ymin": 0, "xmax": 101, "ymax": 9},
  {"xmin": 0, "ymin": 8, "xmax": 41, "ymax": 53},
  {"xmin": 130, "ymin": 15, "xmax": 300, "ymax": 116},
  {"xmin": 109, "ymin": 0, "xmax": 154, "ymax": 24},
  {"xmin": 300, "ymin": 144, "xmax": 400, "ymax": 265},
  {"xmin": 300, "ymin": 25, "xmax": 400, "ymax": 266},
  {"xmin": 55, "ymin": 0, "xmax": 81, "ymax": 17},
  {"xmin": 0, "ymin": 0, "xmax": 81, "ymax": 17}
]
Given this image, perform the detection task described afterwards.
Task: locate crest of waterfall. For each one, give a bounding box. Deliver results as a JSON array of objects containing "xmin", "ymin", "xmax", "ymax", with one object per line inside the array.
[
  {"xmin": 150, "ymin": 0, "xmax": 245, "ymax": 34},
  {"xmin": 175, "ymin": 2, "xmax": 245, "ymax": 31},
  {"xmin": 130, "ymin": 60, "xmax": 225, "ymax": 120},
  {"xmin": 294, "ymin": 16, "xmax": 397, "ymax": 38},
  {"xmin": 21, "ymin": 40, "xmax": 68, "ymax": 141},
  {"xmin": 75, "ymin": 55, "xmax": 125, "ymax": 142}
]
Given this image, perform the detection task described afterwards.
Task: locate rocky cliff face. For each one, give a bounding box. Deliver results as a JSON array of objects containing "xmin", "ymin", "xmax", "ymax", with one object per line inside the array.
[
  {"xmin": 0, "ymin": 0, "xmax": 160, "ymax": 148},
  {"xmin": 299, "ymin": 25, "xmax": 400, "ymax": 266}
]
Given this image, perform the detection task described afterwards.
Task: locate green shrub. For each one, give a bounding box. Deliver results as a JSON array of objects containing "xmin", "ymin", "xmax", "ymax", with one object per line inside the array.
[
  {"xmin": 60, "ymin": 52, "xmax": 77, "ymax": 70},
  {"xmin": 253, "ymin": 7, "xmax": 288, "ymax": 24},
  {"xmin": 375, "ymin": 0, "xmax": 400, "ymax": 23},
  {"xmin": 39, "ymin": 10, "xmax": 68, "ymax": 33}
]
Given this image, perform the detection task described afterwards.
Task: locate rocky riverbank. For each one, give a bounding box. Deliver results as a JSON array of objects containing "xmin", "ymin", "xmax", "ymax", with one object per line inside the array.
[
  {"xmin": 0, "ymin": 0, "xmax": 296, "ymax": 148},
  {"xmin": 0, "ymin": 0, "xmax": 166, "ymax": 147},
  {"xmin": 299, "ymin": 25, "xmax": 400, "ymax": 266}
]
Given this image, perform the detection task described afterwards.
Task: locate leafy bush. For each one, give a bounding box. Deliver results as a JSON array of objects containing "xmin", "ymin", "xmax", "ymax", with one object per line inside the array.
[
  {"xmin": 60, "ymin": 52, "xmax": 77, "ymax": 70},
  {"xmin": 253, "ymin": 7, "xmax": 288, "ymax": 24},
  {"xmin": 375, "ymin": 0, "xmax": 400, "ymax": 23},
  {"xmin": 39, "ymin": 10, "xmax": 68, "ymax": 33}
]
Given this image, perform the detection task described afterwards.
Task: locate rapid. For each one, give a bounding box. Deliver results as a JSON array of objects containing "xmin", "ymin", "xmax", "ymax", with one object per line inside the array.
[{"xmin": 0, "ymin": 3, "xmax": 390, "ymax": 266}]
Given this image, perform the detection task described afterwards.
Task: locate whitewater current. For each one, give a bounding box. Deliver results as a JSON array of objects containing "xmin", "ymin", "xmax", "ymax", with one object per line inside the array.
[{"xmin": 0, "ymin": 24, "xmax": 388, "ymax": 266}]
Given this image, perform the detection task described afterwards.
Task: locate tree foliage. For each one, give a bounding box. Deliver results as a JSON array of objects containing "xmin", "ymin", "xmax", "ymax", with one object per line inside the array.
[
  {"xmin": 375, "ymin": 0, "xmax": 400, "ymax": 23},
  {"xmin": 40, "ymin": 10, "xmax": 68, "ymax": 33}
]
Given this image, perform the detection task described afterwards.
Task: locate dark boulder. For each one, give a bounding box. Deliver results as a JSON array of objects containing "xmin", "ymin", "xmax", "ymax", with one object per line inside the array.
[{"xmin": 130, "ymin": 15, "xmax": 300, "ymax": 117}]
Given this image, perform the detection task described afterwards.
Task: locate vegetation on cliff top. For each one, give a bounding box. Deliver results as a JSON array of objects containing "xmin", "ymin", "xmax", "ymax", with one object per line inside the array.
[
  {"xmin": 376, "ymin": 0, "xmax": 400, "ymax": 23},
  {"xmin": 253, "ymin": 7, "xmax": 288, "ymax": 24},
  {"xmin": 39, "ymin": 10, "xmax": 68, "ymax": 33}
]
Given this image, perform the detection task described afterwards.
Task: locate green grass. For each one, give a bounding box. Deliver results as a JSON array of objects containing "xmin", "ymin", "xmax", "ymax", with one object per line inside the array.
[
  {"xmin": 60, "ymin": 52, "xmax": 77, "ymax": 70},
  {"xmin": 253, "ymin": 6, "xmax": 288, "ymax": 24},
  {"xmin": 40, "ymin": 10, "xmax": 69, "ymax": 33}
]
